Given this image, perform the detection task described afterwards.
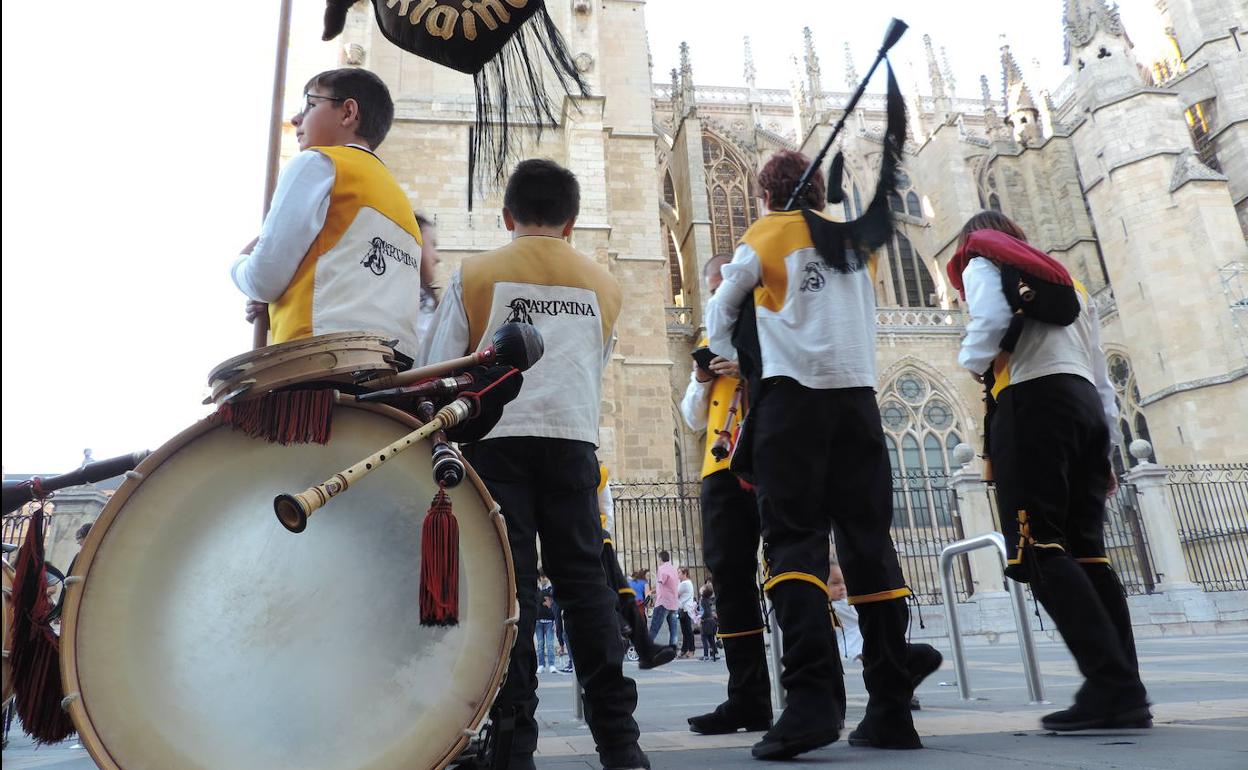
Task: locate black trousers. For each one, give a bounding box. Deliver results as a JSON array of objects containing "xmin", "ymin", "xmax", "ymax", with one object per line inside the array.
[
  {"xmin": 700, "ymin": 468, "xmax": 771, "ymax": 713},
  {"xmin": 752, "ymin": 379, "xmax": 908, "ymax": 712},
  {"xmin": 992, "ymin": 374, "xmax": 1113, "ymax": 574},
  {"xmin": 990, "ymin": 374, "xmax": 1145, "ymax": 707},
  {"xmin": 463, "ymin": 438, "xmax": 640, "ymax": 762}
]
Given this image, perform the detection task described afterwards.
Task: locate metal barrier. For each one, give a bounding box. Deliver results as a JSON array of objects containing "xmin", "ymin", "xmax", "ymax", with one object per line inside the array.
[{"xmin": 939, "ymin": 532, "xmax": 1045, "ymax": 704}]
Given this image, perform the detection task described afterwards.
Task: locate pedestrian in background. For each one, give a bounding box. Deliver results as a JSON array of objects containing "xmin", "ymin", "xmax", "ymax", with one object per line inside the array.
[
  {"xmin": 648, "ymin": 551, "xmax": 680, "ymax": 646},
  {"xmin": 677, "ymin": 567, "xmax": 699, "ymax": 659}
]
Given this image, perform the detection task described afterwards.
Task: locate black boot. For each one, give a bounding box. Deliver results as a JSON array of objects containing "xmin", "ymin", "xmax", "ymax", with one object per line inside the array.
[
  {"xmin": 1080, "ymin": 562, "xmax": 1140, "ymax": 676},
  {"xmin": 750, "ymin": 582, "xmax": 840, "ymax": 760},
  {"xmin": 688, "ymin": 634, "xmax": 773, "ymax": 734},
  {"xmin": 847, "ymin": 598, "xmax": 921, "ymax": 750},
  {"xmin": 622, "ymin": 597, "xmax": 676, "ymax": 670},
  {"xmin": 906, "ymin": 641, "xmax": 942, "ymax": 712},
  {"xmin": 1029, "ymin": 553, "xmax": 1149, "ymax": 731}
]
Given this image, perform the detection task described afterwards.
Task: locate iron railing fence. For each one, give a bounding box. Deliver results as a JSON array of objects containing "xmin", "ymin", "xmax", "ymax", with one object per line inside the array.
[
  {"xmin": 612, "ymin": 474, "xmax": 976, "ymax": 606},
  {"xmin": 611, "ymin": 480, "xmax": 706, "ymax": 591},
  {"xmin": 891, "ymin": 471, "xmax": 971, "ymax": 605},
  {"xmin": 987, "ymin": 482, "xmax": 1159, "ymax": 595},
  {"xmin": 1167, "ymin": 464, "xmax": 1248, "ymax": 592}
]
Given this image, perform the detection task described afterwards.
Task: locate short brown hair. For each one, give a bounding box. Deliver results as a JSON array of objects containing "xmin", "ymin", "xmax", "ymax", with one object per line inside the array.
[
  {"xmin": 305, "ymin": 68, "xmax": 394, "ymax": 148},
  {"xmin": 958, "ymin": 210, "xmax": 1028, "ymax": 251},
  {"xmin": 758, "ymin": 150, "xmax": 824, "ymax": 210}
]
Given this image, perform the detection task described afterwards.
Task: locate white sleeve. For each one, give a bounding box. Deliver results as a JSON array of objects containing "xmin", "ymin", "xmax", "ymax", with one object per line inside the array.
[
  {"xmin": 416, "ymin": 270, "xmax": 471, "ymax": 366},
  {"xmin": 598, "ymin": 481, "xmax": 615, "ymax": 534},
  {"xmin": 679, "ymin": 373, "xmax": 713, "ymax": 431},
  {"xmin": 957, "ymin": 259, "xmax": 1013, "ymax": 374},
  {"xmin": 1087, "ymin": 303, "xmax": 1123, "ymax": 447},
  {"xmin": 230, "ymin": 151, "xmax": 334, "ymax": 301},
  {"xmin": 706, "ymin": 242, "xmax": 762, "ymax": 362}
]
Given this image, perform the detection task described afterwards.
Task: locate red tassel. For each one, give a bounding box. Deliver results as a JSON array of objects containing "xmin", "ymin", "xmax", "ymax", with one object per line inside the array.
[
  {"xmin": 10, "ymin": 504, "xmax": 75, "ymax": 744},
  {"xmin": 215, "ymin": 388, "xmax": 334, "ymax": 444},
  {"xmin": 419, "ymin": 488, "xmax": 460, "ymax": 626}
]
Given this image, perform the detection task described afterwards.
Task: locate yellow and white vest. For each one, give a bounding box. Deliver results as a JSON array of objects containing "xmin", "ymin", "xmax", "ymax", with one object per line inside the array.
[{"xmin": 269, "ymin": 146, "xmax": 423, "ymax": 356}]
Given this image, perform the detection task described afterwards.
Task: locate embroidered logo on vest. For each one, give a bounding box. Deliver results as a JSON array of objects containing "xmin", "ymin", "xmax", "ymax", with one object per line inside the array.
[
  {"xmin": 361, "ymin": 237, "xmax": 419, "ymax": 277},
  {"xmin": 504, "ymin": 297, "xmax": 597, "ymax": 324}
]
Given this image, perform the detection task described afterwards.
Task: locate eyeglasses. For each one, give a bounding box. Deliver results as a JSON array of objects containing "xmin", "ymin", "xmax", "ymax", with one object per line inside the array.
[{"xmin": 299, "ymin": 93, "xmax": 347, "ymax": 116}]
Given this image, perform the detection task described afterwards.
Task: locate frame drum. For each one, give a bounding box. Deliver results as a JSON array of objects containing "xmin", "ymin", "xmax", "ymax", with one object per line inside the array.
[
  {"xmin": 60, "ymin": 400, "xmax": 516, "ymax": 770},
  {"xmin": 2, "ymin": 560, "xmax": 12, "ymax": 705}
]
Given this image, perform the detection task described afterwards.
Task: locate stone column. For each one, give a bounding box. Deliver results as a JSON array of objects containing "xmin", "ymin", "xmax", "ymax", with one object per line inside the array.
[
  {"xmin": 1123, "ymin": 441, "xmax": 1216, "ymax": 623},
  {"xmin": 949, "ymin": 446, "xmax": 1005, "ymax": 596},
  {"xmin": 45, "ymin": 485, "xmax": 109, "ymax": 574},
  {"xmin": 1123, "ymin": 443, "xmax": 1196, "ymax": 591}
]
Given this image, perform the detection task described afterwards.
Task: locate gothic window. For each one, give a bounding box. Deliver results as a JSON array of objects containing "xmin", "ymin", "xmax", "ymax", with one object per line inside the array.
[
  {"xmin": 663, "ymin": 172, "xmax": 677, "ymax": 212},
  {"xmin": 885, "ymin": 233, "xmax": 937, "ymax": 307},
  {"xmin": 1185, "ymin": 99, "xmax": 1221, "ymax": 172},
  {"xmin": 1106, "ymin": 352, "xmax": 1157, "ymax": 474},
  {"xmin": 661, "ymin": 222, "xmax": 682, "ymax": 301},
  {"xmin": 702, "ymin": 133, "xmax": 759, "ymax": 255},
  {"xmin": 888, "ymin": 190, "xmax": 905, "ymax": 213},
  {"xmin": 879, "ymin": 370, "xmax": 966, "ymax": 529},
  {"xmin": 852, "ymin": 184, "xmax": 863, "ymax": 219},
  {"xmin": 988, "ymin": 193, "xmax": 1002, "ymax": 213},
  {"xmin": 906, "ymin": 191, "xmax": 922, "ymax": 217}
]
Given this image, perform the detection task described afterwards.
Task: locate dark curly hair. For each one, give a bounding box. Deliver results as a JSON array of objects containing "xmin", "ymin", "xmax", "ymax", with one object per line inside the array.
[{"xmin": 758, "ymin": 150, "xmax": 824, "ymax": 211}]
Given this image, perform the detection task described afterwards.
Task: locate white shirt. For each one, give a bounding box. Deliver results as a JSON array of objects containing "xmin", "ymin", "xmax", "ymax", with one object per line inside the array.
[
  {"xmin": 958, "ymin": 258, "xmax": 1121, "ymax": 445},
  {"xmin": 706, "ymin": 237, "xmax": 877, "ymax": 390},
  {"xmin": 598, "ymin": 479, "xmax": 615, "ymax": 534},
  {"xmin": 677, "ymin": 578, "xmax": 697, "ymax": 615},
  {"xmin": 679, "ymin": 374, "xmax": 713, "ymax": 431},
  {"xmin": 231, "ymin": 150, "xmax": 337, "ymax": 301}
]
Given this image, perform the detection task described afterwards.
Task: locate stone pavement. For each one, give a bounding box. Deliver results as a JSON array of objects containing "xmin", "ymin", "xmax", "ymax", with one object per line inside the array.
[{"xmin": 3, "ymin": 634, "xmax": 1245, "ymax": 768}]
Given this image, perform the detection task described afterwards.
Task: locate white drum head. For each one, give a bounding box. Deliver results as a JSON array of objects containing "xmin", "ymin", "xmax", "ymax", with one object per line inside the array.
[{"xmin": 61, "ymin": 403, "xmax": 515, "ymax": 770}]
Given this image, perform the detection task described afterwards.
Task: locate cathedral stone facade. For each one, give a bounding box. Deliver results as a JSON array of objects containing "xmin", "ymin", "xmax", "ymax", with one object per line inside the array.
[{"xmin": 335, "ymin": 0, "xmax": 1248, "ymax": 481}]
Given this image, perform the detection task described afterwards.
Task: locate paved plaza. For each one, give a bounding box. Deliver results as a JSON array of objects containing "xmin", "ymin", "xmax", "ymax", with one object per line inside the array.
[{"xmin": 4, "ymin": 633, "xmax": 1246, "ymax": 768}]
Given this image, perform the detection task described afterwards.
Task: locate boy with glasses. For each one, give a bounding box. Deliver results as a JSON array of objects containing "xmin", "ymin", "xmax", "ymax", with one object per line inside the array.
[{"xmin": 232, "ymin": 68, "xmax": 425, "ymax": 358}]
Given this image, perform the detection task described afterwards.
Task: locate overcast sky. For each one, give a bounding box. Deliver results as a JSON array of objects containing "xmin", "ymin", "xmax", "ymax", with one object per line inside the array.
[{"xmin": 1, "ymin": 1, "xmax": 1172, "ymax": 472}]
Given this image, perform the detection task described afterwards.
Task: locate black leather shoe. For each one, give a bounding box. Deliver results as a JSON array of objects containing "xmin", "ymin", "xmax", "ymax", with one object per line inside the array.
[
  {"xmin": 688, "ymin": 705, "xmax": 772, "ymax": 735},
  {"xmin": 638, "ymin": 644, "xmax": 677, "ymax": 670},
  {"xmin": 600, "ymin": 742, "xmax": 651, "ymax": 769},
  {"xmin": 1041, "ymin": 703, "xmax": 1152, "ymax": 732},
  {"xmin": 751, "ymin": 724, "xmax": 838, "ymax": 760},
  {"xmin": 847, "ymin": 718, "xmax": 922, "ymax": 750}
]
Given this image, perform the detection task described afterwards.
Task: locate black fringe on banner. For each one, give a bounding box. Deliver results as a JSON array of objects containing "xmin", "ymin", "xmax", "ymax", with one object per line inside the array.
[
  {"xmin": 803, "ymin": 61, "xmax": 907, "ymax": 274},
  {"xmin": 471, "ymin": 4, "xmax": 591, "ymax": 190}
]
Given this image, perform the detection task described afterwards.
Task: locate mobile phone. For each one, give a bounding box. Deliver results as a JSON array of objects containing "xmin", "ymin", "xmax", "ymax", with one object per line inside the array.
[{"xmin": 691, "ymin": 346, "xmax": 716, "ymax": 373}]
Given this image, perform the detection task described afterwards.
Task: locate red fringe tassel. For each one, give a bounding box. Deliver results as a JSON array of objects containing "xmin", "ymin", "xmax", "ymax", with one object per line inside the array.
[
  {"xmin": 10, "ymin": 504, "xmax": 75, "ymax": 745},
  {"xmin": 419, "ymin": 488, "xmax": 460, "ymax": 626},
  {"xmin": 215, "ymin": 388, "xmax": 335, "ymax": 445}
]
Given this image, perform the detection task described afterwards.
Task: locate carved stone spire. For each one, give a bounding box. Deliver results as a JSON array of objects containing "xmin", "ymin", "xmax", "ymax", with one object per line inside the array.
[
  {"xmin": 790, "ymin": 53, "xmax": 812, "ymax": 138},
  {"xmin": 743, "ymin": 35, "xmax": 757, "ymax": 89},
  {"xmin": 1063, "ymin": 0, "xmax": 1131, "ymax": 66},
  {"xmin": 678, "ymin": 41, "xmax": 697, "ymax": 116},
  {"xmin": 803, "ymin": 27, "xmax": 824, "ymax": 116},
  {"xmin": 941, "ymin": 46, "xmax": 957, "ymax": 97},
  {"xmin": 924, "ymin": 34, "xmax": 952, "ymax": 125},
  {"xmin": 843, "ymin": 42, "xmax": 859, "ymax": 90},
  {"xmin": 923, "ymin": 35, "xmax": 947, "ymax": 100},
  {"xmin": 1000, "ymin": 37, "xmax": 1041, "ymax": 145},
  {"xmin": 981, "ymin": 73, "xmax": 1008, "ymax": 140},
  {"xmin": 670, "ymin": 66, "xmax": 681, "ymax": 116}
]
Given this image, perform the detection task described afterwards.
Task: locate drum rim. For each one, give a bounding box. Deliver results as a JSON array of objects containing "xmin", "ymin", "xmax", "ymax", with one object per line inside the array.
[
  {"xmin": 59, "ymin": 396, "xmax": 518, "ymax": 770},
  {"xmin": 207, "ymin": 331, "xmax": 397, "ymax": 379}
]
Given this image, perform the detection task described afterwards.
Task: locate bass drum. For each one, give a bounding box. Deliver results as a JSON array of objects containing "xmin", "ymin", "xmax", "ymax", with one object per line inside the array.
[
  {"xmin": 59, "ymin": 399, "xmax": 516, "ymax": 770},
  {"xmin": 2, "ymin": 559, "xmax": 12, "ymax": 705}
]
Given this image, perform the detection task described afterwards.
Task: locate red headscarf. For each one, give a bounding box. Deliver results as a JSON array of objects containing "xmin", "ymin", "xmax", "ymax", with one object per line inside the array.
[{"xmin": 947, "ymin": 229, "xmax": 1072, "ymax": 299}]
